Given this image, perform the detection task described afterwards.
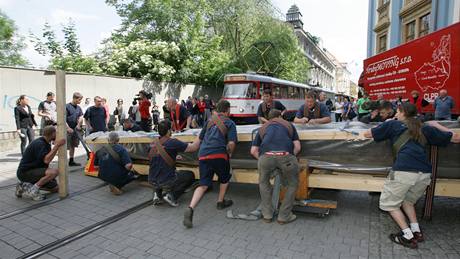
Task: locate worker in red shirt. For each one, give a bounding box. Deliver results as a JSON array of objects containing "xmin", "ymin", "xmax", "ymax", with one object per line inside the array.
[
  {"xmin": 198, "ymin": 96, "xmax": 206, "ymax": 125},
  {"xmin": 138, "ymin": 90, "xmax": 152, "ymax": 132},
  {"xmin": 167, "ymin": 98, "xmax": 191, "ymax": 132}
]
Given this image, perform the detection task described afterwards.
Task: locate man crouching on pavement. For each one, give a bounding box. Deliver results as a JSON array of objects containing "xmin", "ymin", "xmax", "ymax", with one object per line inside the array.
[
  {"xmin": 250, "ymin": 109, "xmax": 301, "ymax": 224},
  {"xmin": 94, "ymin": 132, "xmax": 136, "ymax": 195},
  {"xmin": 183, "ymin": 100, "xmax": 237, "ymax": 228},
  {"xmin": 16, "ymin": 125, "xmax": 65, "ymax": 200},
  {"xmin": 148, "ymin": 120, "xmax": 200, "ymax": 207}
]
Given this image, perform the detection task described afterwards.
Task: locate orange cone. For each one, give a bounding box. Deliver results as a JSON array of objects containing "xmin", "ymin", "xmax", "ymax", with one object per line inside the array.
[{"xmin": 84, "ymin": 152, "xmax": 99, "ymax": 177}]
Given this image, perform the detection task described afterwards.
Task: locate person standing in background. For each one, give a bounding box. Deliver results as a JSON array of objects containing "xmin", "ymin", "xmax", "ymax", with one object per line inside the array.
[
  {"xmin": 357, "ymin": 92, "xmax": 371, "ymax": 120},
  {"xmin": 101, "ymin": 98, "xmax": 110, "ymax": 125},
  {"xmin": 84, "ymin": 96, "xmax": 107, "ymax": 134},
  {"xmin": 15, "ymin": 95, "xmax": 37, "ymax": 155},
  {"xmin": 334, "ymin": 96, "xmax": 344, "ymax": 122},
  {"xmin": 138, "ymin": 90, "xmax": 152, "ymax": 132},
  {"xmin": 66, "ymin": 92, "xmax": 84, "ymax": 167},
  {"xmin": 434, "ymin": 89, "xmax": 455, "ymax": 120},
  {"xmin": 38, "ymin": 92, "xmax": 57, "ymax": 135},
  {"xmin": 113, "ymin": 99, "xmax": 126, "ymax": 128},
  {"xmin": 162, "ymin": 100, "xmax": 170, "ymax": 121},
  {"xmin": 204, "ymin": 94, "xmax": 212, "ymax": 122}
]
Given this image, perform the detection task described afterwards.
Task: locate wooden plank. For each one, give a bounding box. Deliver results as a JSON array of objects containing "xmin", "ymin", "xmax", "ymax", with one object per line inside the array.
[
  {"xmin": 130, "ymin": 163, "xmax": 460, "ymax": 198},
  {"xmin": 56, "ymin": 71, "xmax": 69, "ymax": 198}
]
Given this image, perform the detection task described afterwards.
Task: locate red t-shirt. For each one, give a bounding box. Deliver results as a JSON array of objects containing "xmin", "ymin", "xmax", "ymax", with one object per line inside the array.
[
  {"xmin": 198, "ymin": 101, "xmax": 206, "ymax": 113},
  {"xmin": 139, "ymin": 99, "xmax": 151, "ymax": 119}
]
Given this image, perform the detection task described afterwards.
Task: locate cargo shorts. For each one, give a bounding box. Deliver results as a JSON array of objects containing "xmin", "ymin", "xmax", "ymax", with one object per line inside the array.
[{"xmin": 379, "ymin": 170, "xmax": 431, "ymax": 211}]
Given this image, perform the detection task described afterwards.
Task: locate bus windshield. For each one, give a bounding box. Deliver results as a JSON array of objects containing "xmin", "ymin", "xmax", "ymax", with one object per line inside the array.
[{"xmin": 223, "ymin": 83, "xmax": 256, "ymax": 98}]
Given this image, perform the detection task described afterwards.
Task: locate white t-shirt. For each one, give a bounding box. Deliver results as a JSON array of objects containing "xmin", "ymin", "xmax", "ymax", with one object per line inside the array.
[{"xmin": 334, "ymin": 101, "xmax": 344, "ymax": 114}]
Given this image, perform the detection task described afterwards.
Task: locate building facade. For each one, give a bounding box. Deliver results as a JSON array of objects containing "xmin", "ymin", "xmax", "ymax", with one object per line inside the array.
[
  {"xmin": 286, "ymin": 5, "xmax": 336, "ymax": 92},
  {"xmin": 367, "ymin": 0, "xmax": 460, "ymax": 57}
]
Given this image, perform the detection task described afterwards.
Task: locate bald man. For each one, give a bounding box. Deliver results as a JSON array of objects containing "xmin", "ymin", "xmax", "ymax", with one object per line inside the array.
[
  {"xmin": 167, "ymin": 98, "xmax": 191, "ymax": 131},
  {"xmin": 434, "ymin": 90, "xmax": 454, "ymax": 120}
]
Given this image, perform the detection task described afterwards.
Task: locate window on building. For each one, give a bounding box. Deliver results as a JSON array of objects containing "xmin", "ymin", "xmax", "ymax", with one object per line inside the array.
[
  {"xmin": 405, "ymin": 21, "xmax": 416, "ymax": 42},
  {"xmin": 378, "ymin": 34, "xmax": 387, "ymax": 54},
  {"xmin": 419, "ymin": 13, "xmax": 430, "ymax": 37}
]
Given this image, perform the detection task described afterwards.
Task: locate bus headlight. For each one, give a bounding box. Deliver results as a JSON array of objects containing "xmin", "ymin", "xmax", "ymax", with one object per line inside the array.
[{"xmin": 239, "ymin": 108, "xmax": 245, "ymax": 112}]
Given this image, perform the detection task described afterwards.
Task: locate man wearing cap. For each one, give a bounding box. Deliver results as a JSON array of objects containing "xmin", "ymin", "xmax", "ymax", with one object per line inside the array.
[
  {"xmin": 167, "ymin": 98, "xmax": 191, "ymax": 132},
  {"xmin": 66, "ymin": 92, "xmax": 84, "ymax": 167},
  {"xmin": 94, "ymin": 132, "xmax": 136, "ymax": 195},
  {"xmin": 251, "ymin": 109, "xmax": 301, "ymax": 224},
  {"xmin": 294, "ymin": 91, "xmax": 331, "ymax": 124},
  {"xmin": 38, "ymin": 92, "xmax": 57, "ymax": 135},
  {"xmin": 183, "ymin": 100, "xmax": 237, "ymax": 228},
  {"xmin": 148, "ymin": 120, "xmax": 200, "ymax": 207},
  {"xmin": 257, "ymin": 89, "xmax": 286, "ymax": 124}
]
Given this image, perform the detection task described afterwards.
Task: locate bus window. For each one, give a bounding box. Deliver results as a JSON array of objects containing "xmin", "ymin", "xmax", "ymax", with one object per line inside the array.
[
  {"xmin": 223, "ymin": 83, "xmax": 254, "ymax": 98},
  {"xmin": 247, "ymin": 83, "xmax": 256, "ymax": 98},
  {"xmin": 280, "ymin": 85, "xmax": 288, "ymax": 99},
  {"xmin": 272, "ymin": 84, "xmax": 281, "ymax": 98},
  {"xmin": 288, "ymin": 86, "xmax": 296, "ymax": 99},
  {"xmin": 259, "ymin": 82, "xmax": 271, "ymax": 97}
]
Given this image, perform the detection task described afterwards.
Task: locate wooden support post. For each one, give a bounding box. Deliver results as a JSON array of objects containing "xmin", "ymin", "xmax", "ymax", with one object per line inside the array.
[
  {"xmin": 56, "ymin": 70, "xmax": 69, "ymax": 198},
  {"xmin": 423, "ymin": 145, "xmax": 439, "ymax": 220}
]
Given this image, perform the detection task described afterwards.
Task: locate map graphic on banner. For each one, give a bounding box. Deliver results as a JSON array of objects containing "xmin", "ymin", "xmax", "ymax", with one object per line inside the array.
[{"xmin": 414, "ymin": 35, "xmax": 451, "ymax": 92}]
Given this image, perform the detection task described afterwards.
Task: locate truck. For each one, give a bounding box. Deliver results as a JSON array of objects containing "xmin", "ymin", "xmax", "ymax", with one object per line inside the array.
[{"xmin": 361, "ymin": 22, "xmax": 460, "ymax": 117}]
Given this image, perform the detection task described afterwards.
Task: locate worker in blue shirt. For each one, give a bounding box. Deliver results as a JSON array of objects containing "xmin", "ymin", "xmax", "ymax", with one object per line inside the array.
[
  {"xmin": 251, "ymin": 109, "xmax": 301, "ymax": 225},
  {"xmin": 183, "ymin": 100, "xmax": 237, "ymax": 228},
  {"xmin": 94, "ymin": 132, "xmax": 136, "ymax": 195},
  {"xmin": 364, "ymin": 102, "xmax": 460, "ymax": 249},
  {"xmin": 148, "ymin": 120, "xmax": 200, "ymax": 207},
  {"xmin": 294, "ymin": 91, "xmax": 331, "ymax": 124},
  {"xmin": 257, "ymin": 89, "xmax": 286, "ymax": 124}
]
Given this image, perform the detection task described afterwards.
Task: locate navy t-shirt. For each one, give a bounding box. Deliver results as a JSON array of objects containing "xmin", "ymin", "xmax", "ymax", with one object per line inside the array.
[
  {"xmin": 371, "ymin": 120, "xmax": 453, "ymax": 173},
  {"xmin": 257, "ymin": 100, "xmax": 286, "ymax": 118},
  {"xmin": 148, "ymin": 138, "xmax": 188, "ymax": 185},
  {"xmin": 296, "ymin": 102, "xmax": 331, "ymax": 119},
  {"xmin": 17, "ymin": 137, "xmax": 51, "ymax": 174},
  {"xmin": 94, "ymin": 144, "xmax": 132, "ymax": 185},
  {"xmin": 198, "ymin": 117, "xmax": 238, "ymax": 157},
  {"xmin": 66, "ymin": 103, "xmax": 83, "ymax": 129},
  {"xmin": 84, "ymin": 106, "xmax": 107, "ymax": 133},
  {"xmin": 252, "ymin": 122, "xmax": 299, "ymax": 155}
]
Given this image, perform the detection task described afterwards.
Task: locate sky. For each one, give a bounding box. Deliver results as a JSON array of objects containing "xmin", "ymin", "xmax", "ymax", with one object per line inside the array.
[{"xmin": 0, "ymin": 0, "xmax": 368, "ymax": 82}]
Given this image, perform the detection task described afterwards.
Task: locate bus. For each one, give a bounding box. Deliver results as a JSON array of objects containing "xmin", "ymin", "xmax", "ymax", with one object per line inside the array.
[{"xmin": 222, "ymin": 73, "xmax": 336, "ymax": 124}]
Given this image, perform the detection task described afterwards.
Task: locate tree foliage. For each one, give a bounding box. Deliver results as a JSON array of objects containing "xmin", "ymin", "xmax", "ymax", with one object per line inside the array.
[
  {"xmin": 0, "ymin": 10, "xmax": 27, "ymax": 66},
  {"xmin": 105, "ymin": 0, "xmax": 309, "ymax": 85},
  {"xmin": 30, "ymin": 20, "xmax": 101, "ymax": 73}
]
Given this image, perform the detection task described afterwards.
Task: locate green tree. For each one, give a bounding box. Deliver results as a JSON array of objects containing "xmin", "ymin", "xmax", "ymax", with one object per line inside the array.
[
  {"xmin": 30, "ymin": 20, "xmax": 101, "ymax": 73},
  {"xmin": 106, "ymin": 0, "xmax": 309, "ymax": 85},
  {"xmin": 0, "ymin": 10, "xmax": 27, "ymax": 66}
]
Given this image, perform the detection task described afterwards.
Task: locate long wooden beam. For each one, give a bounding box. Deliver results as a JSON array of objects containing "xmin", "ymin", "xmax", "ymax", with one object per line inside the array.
[{"xmin": 130, "ymin": 164, "xmax": 460, "ymax": 198}]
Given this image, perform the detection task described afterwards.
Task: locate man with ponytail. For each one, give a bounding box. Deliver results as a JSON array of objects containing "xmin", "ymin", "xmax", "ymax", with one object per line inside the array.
[{"xmin": 364, "ymin": 102, "xmax": 460, "ymax": 249}]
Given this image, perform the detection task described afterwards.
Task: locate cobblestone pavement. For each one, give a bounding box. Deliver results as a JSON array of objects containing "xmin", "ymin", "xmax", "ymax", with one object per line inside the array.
[{"xmin": 0, "ymin": 147, "xmax": 459, "ymax": 259}]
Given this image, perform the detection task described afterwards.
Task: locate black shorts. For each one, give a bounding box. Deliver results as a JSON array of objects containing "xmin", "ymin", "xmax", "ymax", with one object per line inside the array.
[
  {"xmin": 67, "ymin": 131, "xmax": 80, "ymax": 149},
  {"xmin": 17, "ymin": 168, "xmax": 58, "ymax": 189},
  {"xmin": 198, "ymin": 159, "xmax": 231, "ymax": 187}
]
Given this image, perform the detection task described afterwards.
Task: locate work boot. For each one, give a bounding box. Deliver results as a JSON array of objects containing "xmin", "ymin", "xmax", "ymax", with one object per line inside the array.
[
  {"xmin": 277, "ymin": 214, "xmax": 297, "ymax": 225},
  {"xmin": 109, "ymin": 185, "xmax": 123, "ymax": 195},
  {"xmin": 216, "ymin": 199, "xmax": 233, "ymax": 210},
  {"xmin": 183, "ymin": 207, "xmax": 194, "ymax": 228},
  {"xmin": 163, "ymin": 193, "xmax": 178, "ymax": 207},
  {"xmin": 15, "ymin": 182, "xmax": 24, "ymax": 198}
]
